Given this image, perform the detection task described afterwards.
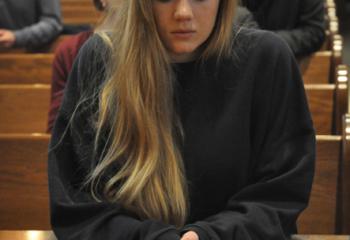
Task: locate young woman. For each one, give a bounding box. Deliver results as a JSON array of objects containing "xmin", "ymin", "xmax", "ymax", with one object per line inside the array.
[{"xmin": 48, "ymin": 0, "xmax": 315, "ymax": 239}]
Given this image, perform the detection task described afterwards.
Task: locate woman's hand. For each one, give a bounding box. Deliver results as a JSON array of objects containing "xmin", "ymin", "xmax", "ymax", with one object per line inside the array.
[{"xmin": 180, "ymin": 231, "xmax": 199, "ymax": 240}]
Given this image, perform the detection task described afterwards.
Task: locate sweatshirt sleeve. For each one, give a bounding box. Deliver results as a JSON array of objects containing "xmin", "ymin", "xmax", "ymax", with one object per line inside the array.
[
  {"xmin": 48, "ymin": 36, "xmax": 181, "ymax": 240},
  {"xmin": 47, "ymin": 43, "xmax": 70, "ymax": 133},
  {"xmin": 275, "ymin": 0, "xmax": 325, "ymax": 57},
  {"xmin": 14, "ymin": 0, "xmax": 62, "ymax": 48},
  {"xmin": 180, "ymin": 33, "xmax": 316, "ymax": 240}
]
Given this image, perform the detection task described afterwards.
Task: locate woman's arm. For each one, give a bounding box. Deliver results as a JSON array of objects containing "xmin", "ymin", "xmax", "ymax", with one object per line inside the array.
[
  {"xmin": 180, "ymin": 33, "xmax": 316, "ymax": 240},
  {"xmin": 48, "ymin": 35, "xmax": 180, "ymax": 240},
  {"xmin": 14, "ymin": 0, "xmax": 62, "ymax": 48},
  {"xmin": 275, "ymin": 0, "xmax": 326, "ymax": 57}
]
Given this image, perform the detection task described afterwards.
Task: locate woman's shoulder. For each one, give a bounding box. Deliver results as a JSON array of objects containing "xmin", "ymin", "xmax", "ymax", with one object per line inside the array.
[
  {"xmin": 77, "ymin": 33, "xmax": 111, "ymax": 62},
  {"xmin": 71, "ymin": 33, "xmax": 111, "ymax": 93},
  {"xmin": 232, "ymin": 27, "xmax": 294, "ymax": 64}
]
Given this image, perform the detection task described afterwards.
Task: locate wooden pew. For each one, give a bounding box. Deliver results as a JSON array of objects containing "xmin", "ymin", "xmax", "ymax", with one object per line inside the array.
[
  {"xmin": 0, "ymin": 134, "xmax": 50, "ymax": 230},
  {"xmin": 305, "ymin": 84, "xmax": 335, "ymax": 134},
  {"xmin": 302, "ymin": 35, "xmax": 343, "ymax": 84},
  {"xmin": 305, "ymin": 66, "xmax": 348, "ymax": 135},
  {"xmin": 293, "ymin": 236, "xmax": 350, "ymax": 240},
  {"xmin": 61, "ymin": 0, "xmax": 96, "ymax": 8},
  {"xmin": 61, "ymin": 0, "xmax": 101, "ymax": 25},
  {"xmin": 340, "ymin": 114, "xmax": 350, "ymax": 234},
  {"xmin": 0, "ymin": 67, "xmax": 346, "ymax": 136},
  {"xmin": 302, "ymin": 51, "xmax": 332, "ymax": 84},
  {"xmin": 0, "ymin": 84, "xmax": 50, "ymax": 133},
  {"xmin": 0, "ymin": 54, "xmax": 53, "ymax": 84},
  {"xmin": 320, "ymin": 31, "xmax": 332, "ymax": 51},
  {"xmin": 331, "ymin": 35, "xmax": 343, "ymax": 83},
  {"xmin": 0, "ymin": 231, "xmax": 347, "ymax": 240},
  {"xmin": 297, "ymin": 135, "xmax": 342, "ymax": 234},
  {"xmin": 0, "ymin": 133, "xmax": 344, "ymax": 231}
]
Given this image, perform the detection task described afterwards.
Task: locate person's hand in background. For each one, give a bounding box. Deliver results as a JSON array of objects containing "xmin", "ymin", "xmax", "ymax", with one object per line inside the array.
[{"xmin": 0, "ymin": 29, "xmax": 16, "ymax": 48}]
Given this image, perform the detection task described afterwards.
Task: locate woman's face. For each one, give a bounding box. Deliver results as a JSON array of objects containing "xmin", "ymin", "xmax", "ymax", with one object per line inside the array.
[{"xmin": 152, "ymin": 0, "xmax": 220, "ymax": 62}]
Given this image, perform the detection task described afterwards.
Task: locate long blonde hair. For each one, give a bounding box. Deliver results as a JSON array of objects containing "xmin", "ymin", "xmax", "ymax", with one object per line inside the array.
[{"xmin": 88, "ymin": 0, "xmax": 237, "ymax": 228}]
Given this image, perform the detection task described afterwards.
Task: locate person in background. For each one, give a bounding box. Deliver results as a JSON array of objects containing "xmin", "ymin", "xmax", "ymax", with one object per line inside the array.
[
  {"xmin": 0, "ymin": 0, "xmax": 62, "ymax": 49},
  {"xmin": 234, "ymin": 5, "xmax": 259, "ymax": 29},
  {"xmin": 239, "ymin": 0, "xmax": 326, "ymax": 57},
  {"xmin": 48, "ymin": 0, "xmax": 315, "ymax": 239},
  {"xmin": 47, "ymin": 0, "xmax": 107, "ymax": 132}
]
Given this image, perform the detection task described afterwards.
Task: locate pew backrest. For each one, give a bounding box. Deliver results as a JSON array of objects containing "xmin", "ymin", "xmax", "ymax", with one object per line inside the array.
[
  {"xmin": 297, "ymin": 135, "xmax": 342, "ymax": 234},
  {"xmin": 0, "ymin": 54, "xmax": 53, "ymax": 84},
  {"xmin": 0, "ymin": 134, "xmax": 50, "ymax": 229},
  {"xmin": 0, "ymin": 84, "xmax": 50, "ymax": 133}
]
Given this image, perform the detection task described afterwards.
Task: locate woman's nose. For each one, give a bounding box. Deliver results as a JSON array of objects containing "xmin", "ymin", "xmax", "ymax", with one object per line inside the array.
[{"xmin": 174, "ymin": 0, "xmax": 194, "ymax": 20}]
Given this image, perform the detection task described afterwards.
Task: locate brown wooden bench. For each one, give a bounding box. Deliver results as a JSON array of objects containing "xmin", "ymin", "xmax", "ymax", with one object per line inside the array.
[
  {"xmin": 305, "ymin": 66, "xmax": 348, "ymax": 135},
  {"xmin": 301, "ymin": 34, "xmax": 342, "ymax": 84},
  {"xmin": 302, "ymin": 51, "xmax": 333, "ymax": 84},
  {"xmin": 297, "ymin": 135, "xmax": 342, "ymax": 234},
  {"xmin": 61, "ymin": 0, "xmax": 101, "ymax": 25},
  {"xmin": 340, "ymin": 114, "xmax": 350, "ymax": 234},
  {"xmin": 306, "ymin": 84, "xmax": 347, "ymax": 135},
  {"xmin": 0, "ymin": 231, "xmax": 347, "ymax": 240},
  {"xmin": 0, "ymin": 54, "xmax": 53, "ymax": 84},
  {"xmin": 0, "ymin": 76, "xmax": 347, "ymax": 136},
  {"xmin": 0, "ymin": 132, "xmax": 345, "ymax": 232},
  {"xmin": 61, "ymin": 0, "xmax": 93, "ymax": 6},
  {"xmin": 0, "ymin": 134, "xmax": 50, "ymax": 230},
  {"xmin": 0, "ymin": 84, "xmax": 50, "ymax": 133},
  {"xmin": 293, "ymin": 236, "xmax": 350, "ymax": 240}
]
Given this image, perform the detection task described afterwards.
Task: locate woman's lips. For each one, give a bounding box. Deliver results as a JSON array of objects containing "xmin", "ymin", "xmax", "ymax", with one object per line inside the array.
[{"xmin": 171, "ymin": 31, "xmax": 196, "ymax": 39}]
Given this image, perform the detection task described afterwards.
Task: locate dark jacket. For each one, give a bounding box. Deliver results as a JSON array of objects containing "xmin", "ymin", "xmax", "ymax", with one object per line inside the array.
[
  {"xmin": 48, "ymin": 29, "xmax": 315, "ymax": 240},
  {"xmin": 241, "ymin": 0, "xmax": 326, "ymax": 57}
]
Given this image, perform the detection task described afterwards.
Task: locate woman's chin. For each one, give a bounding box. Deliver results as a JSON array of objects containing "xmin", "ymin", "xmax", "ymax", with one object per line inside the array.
[{"xmin": 169, "ymin": 47, "xmax": 198, "ymax": 62}]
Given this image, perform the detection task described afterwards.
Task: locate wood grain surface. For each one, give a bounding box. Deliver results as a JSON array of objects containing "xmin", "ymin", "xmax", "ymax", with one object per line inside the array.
[
  {"xmin": 0, "ymin": 85, "xmax": 50, "ymax": 133},
  {"xmin": 0, "ymin": 134, "xmax": 50, "ymax": 229}
]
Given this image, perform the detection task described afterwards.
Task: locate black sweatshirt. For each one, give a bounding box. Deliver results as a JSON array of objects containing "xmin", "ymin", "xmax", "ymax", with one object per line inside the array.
[
  {"xmin": 241, "ymin": 0, "xmax": 326, "ymax": 57},
  {"xmin": 48, "ymin": 28, "xmax": 315, "ymax": 240}
]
